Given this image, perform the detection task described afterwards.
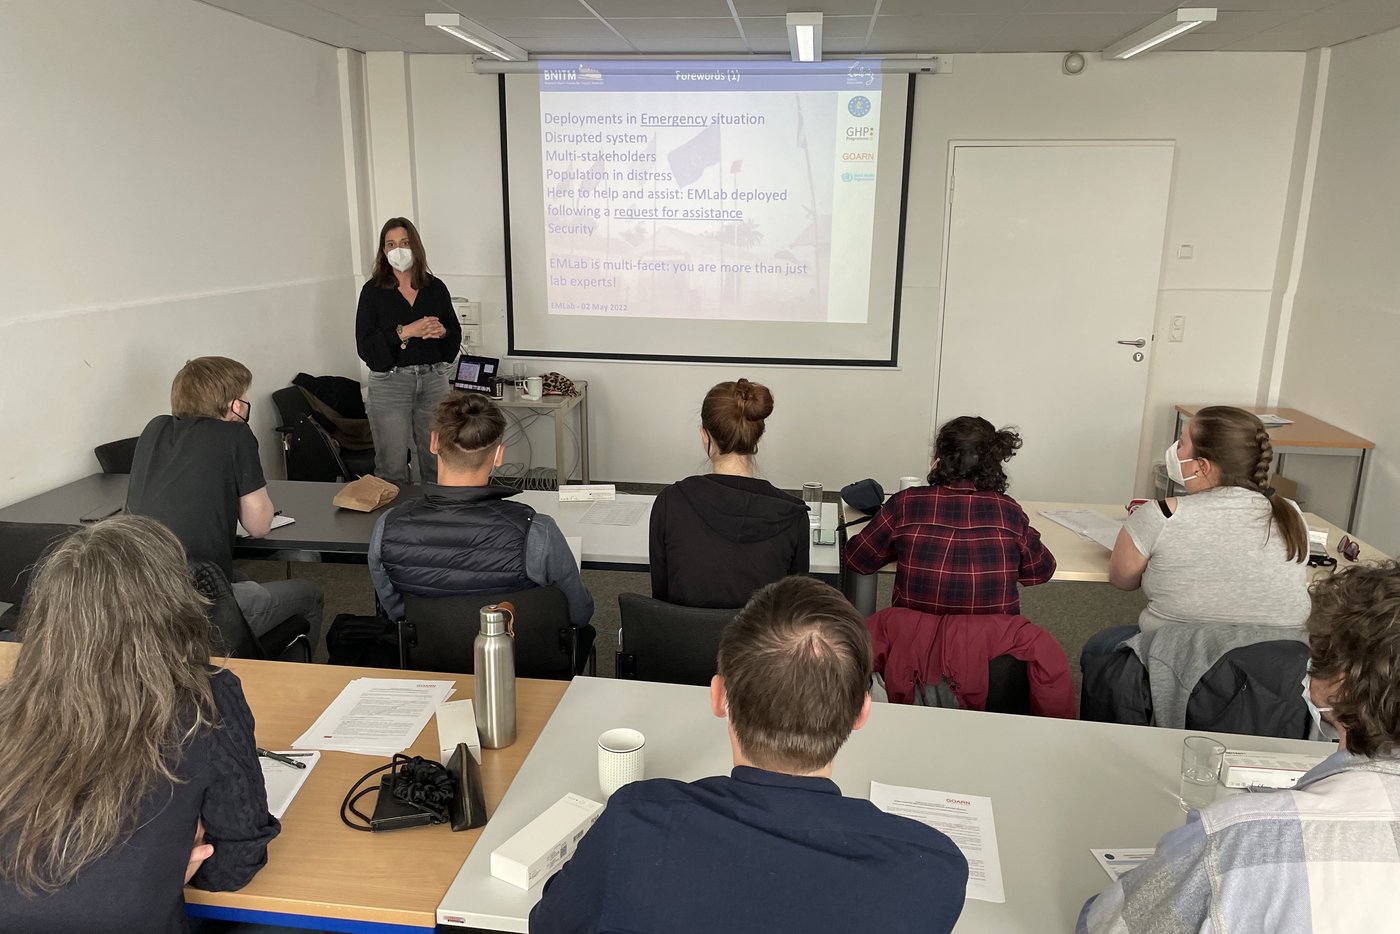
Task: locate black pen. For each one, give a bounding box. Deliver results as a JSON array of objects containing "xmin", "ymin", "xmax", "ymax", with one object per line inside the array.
[{"xmin": 257, "ymin": 747, "xmax": 306, "ymax": 769}]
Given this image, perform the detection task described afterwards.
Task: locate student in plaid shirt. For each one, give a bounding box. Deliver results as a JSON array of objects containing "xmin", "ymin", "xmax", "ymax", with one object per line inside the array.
[
  {"xmin": 1079, "ymin": 560, "xmax": 1400, "ymax": 933},
  {"xmin": 845, "ymin": 416, "xmax": 1055, "ymax": 615}
]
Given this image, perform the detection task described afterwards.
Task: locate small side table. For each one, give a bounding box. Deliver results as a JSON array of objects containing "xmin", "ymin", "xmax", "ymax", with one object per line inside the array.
[{"xmin": 497, "ymin": 381, "xmax": 590, "ymax": 485}]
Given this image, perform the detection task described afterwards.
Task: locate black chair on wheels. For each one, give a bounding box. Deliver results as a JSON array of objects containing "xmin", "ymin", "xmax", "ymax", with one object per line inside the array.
[
  {"xmin": 615, "ymin": 594, "xmax": 738, "ymax": 686},
  {"xmin": 188, "ymin": 559, "xmax": 312, "ymax": 663},
  {"xmin": 94, "ymin": 437, "xmax": 140, "ymax": 474},
  {"xmin": 0, "ymin": 521, "xmax": 80, "ymax": 632},
  {"xmin": 271, "ymin": 386, "xmax": 373, "ymax": 482},
  {"xmin": 400, "ymin": 587, "xmax": 595, "ymax": 680}
]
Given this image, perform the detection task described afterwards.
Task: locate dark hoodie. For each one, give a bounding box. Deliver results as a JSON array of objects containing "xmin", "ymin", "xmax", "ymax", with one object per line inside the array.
[{"xmin": 649, "ymin": 474, "xmax": 811, "ymax": 609}]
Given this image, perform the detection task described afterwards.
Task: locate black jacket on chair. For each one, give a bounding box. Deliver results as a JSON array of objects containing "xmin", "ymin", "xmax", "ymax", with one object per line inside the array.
[
  {"xmin": 377, "ymin": 485, "xmax": 535, "ymax": 600},
  {"xmin": 649, "ymin": 474, "xmax": 811, "ymax": 609}
]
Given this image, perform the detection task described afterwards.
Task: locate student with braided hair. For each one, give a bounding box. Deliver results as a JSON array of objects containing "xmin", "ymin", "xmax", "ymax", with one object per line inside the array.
[{"xmin": 1084, "ymin": 406, "xmax": 1311, "ymax": 657}]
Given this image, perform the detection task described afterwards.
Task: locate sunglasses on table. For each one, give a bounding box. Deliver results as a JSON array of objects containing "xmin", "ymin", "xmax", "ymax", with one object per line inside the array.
[{"xmin": 1338, "ymin": 535, "xmax": 1361, "ymax": 563}]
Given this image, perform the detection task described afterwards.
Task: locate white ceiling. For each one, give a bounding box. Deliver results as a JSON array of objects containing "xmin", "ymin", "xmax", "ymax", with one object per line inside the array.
[{"xmin": 196, "ymin": 0, "xmax": 1400, "ymax": 55}]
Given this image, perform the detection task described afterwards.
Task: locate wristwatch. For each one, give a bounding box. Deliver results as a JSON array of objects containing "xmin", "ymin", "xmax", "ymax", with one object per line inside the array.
[{"xmin": 396, "ymin": 324, "xmax": 408, "ymax": 350}]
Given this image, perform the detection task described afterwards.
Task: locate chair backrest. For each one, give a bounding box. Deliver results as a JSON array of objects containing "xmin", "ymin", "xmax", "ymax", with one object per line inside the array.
[
  {"xmin": 93, "ymin": 437, "xmax": 140, "ymax": 474},
  {"xmin": 0, "ymin": 522, "xmax": 79, "ymax": 614},
  {"xmin": 280, "ymin": 417, "xmax": 353, "ymax": 482},
  {"xmin": 187, "ymin": 559, "xmax": 259, "ymax": 659},
  {"xmin": 271, "ymin": 386, "xmax": 317, "ymax": 428},
  {"xmin": 616, "ymin": 593, "xmax": 737, "ymax": 686},
  {"xmin": 401, "ymin": 586, "xmax": 578, "ymax": 679}
]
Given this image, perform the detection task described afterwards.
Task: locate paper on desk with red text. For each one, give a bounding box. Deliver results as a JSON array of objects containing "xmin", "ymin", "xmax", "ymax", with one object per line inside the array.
[
  {"xmin": 292, "ymin": 678, "xmax": 456, "ymax": 757},
  {"xmin": 870, "ymin": 781, "xmax": 1005, "ymax": 903}
]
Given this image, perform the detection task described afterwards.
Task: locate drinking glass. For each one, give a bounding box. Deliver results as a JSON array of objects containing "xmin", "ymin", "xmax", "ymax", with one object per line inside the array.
[{"xmin": 1179, "ymin": 735, "xmax": 1225, "ymax": 811}]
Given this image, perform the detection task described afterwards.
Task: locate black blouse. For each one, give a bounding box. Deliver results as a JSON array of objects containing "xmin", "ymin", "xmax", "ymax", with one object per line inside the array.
[
  {"xmin": 355, "ymin": 276, "xmax": 462, "ymax": 372},
  {"xmin": 0, "ymin": 669, "xmax": 280, "ymax": 934}
]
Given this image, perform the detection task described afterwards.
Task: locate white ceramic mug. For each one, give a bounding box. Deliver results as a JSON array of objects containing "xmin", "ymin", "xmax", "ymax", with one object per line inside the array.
[
  {"xmin": 598, "ymin": 728, "xmax": 645, "ymax": 799},
  {"xmin": 899, "ymin": 476, "xmax": 922, "ymax": 490},
  {"xmin": 523, "ymin": 376, "xmax": 544, "ymax": 401}
]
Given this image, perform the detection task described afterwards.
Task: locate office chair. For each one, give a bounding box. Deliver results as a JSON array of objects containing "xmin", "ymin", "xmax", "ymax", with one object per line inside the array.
[
  {"xmin": 400, "ymin": 587, "xmax": 595, "ymax": 680},
  {"xmin": 93, "ymin": 437, "xmax": 140, "ymax": 474},
  {"xmin": 0, "ymin": 521, "xmax": 79, "ymax": 631},
  {"xmin": 188, "ymin": 559, "xmax": 312, "ymax": 663},
  {"xmin": 615, "ymin": 594, "xmax": 738, "ymax": 686}
]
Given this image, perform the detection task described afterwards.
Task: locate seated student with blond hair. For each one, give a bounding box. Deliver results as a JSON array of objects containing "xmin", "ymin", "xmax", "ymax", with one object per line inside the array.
[
  {"xmin": 127, "ymin": 355, "xmax": 324, "ymax": 651},
  {"xmin": 531, "ymin": 577, "xmax": 968, "ymax": 934},
  {"xmin": 1079, "ymin": 560, "xmax": 1400, "ymax": 933},
  {"xmin": 368, "ymin": 391, "xmax": 592, "ymax": 628}
]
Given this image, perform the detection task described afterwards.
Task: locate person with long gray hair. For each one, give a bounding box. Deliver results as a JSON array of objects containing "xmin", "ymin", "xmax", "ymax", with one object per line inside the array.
[{"xmin": 0, "ymin": 516, "xmax": 280, "ymax": 933}]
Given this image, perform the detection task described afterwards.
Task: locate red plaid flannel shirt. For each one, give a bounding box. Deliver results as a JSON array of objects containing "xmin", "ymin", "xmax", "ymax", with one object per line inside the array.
[{"xmin": 845, "ymin": 482, "xmax": 1056, "ymax": 615}]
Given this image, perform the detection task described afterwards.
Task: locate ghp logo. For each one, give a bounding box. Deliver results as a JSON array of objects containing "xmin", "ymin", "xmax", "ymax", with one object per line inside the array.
[{"xmin": 847, "ymin": 95, "xmax": 871, "ymax": 118}]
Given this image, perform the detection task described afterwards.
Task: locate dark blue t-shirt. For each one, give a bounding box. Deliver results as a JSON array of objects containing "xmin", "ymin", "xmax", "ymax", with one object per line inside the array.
[{"xmin": 530, "ymin": 766, "xmax": 969, "ymax": 934}]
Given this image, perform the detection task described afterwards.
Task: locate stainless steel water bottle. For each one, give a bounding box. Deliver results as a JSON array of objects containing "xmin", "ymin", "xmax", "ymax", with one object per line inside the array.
[{"xmin": 474, "ymin": 603, "xmax": 517, "ymax": 749}]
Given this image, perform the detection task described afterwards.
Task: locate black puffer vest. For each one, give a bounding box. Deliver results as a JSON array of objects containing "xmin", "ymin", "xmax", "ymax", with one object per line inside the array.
[{"xmin": 379, "ymin": 484, "xmax": 534, "ymax": 599}]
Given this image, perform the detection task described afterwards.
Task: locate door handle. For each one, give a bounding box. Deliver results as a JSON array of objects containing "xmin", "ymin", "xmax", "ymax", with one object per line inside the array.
[{"xmin": 1117, "ymin": 339, "xmax": 1147, "ymax": 348}]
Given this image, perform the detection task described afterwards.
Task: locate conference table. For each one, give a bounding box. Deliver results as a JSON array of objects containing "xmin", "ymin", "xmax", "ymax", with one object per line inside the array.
[
  {"xmin": 0, "ymin": 643, "xmax": 566, "ymax": 933},
  {"xmin": 436, "ymin": 675, "xmax": 1338, "ymax": 932},
  {"xmin": 841, "ymin": 499, "xmax": 1389, "ymax": 616},
  {"xmin": 0, "ymin": 473, "xmax": 843, "ymax": 574}
]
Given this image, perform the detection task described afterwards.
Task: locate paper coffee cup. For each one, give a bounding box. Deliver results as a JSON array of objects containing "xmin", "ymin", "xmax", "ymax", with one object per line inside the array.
[{"xmin": 598, "ymin": 728, "xmax": 645, "ymax": 799}]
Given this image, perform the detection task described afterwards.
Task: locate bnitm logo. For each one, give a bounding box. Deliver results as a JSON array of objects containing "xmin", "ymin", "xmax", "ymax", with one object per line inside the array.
[
  {"xmin": 543, "ymin": 67, "xmax": 578, "ymax": 82},
  {"xmin": 542, "ymin": 64, "xmax": 603, "ymax": 85},
  {"xmin": 847, "ymin": 95, "xmax": 871, "ymax": 118}
]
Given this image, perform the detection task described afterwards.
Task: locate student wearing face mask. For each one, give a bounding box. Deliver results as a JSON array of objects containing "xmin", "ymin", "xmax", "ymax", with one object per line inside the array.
[
  {"xmin": 355, "ymin": 217, "xmax": 461, "ymax": 486},
  {"xmin": 1080, "ymin": 405, "xmax": 1310, "ymax": 662},
  {"xmin": 1077, "ymin": 561, "xmax": 1400, "ymax": 934}
]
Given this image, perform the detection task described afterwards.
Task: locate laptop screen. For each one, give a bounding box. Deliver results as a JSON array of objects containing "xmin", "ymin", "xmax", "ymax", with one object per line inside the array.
[{"xmin": 451, "ymin": 355, "xmax": 500, "ymax": 394}]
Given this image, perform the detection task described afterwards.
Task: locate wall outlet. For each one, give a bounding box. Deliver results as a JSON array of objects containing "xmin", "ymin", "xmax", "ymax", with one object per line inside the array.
[
  {"xmin": 1168, "ymin": 315, "xmax": 1186, "ymax": 342},
  {"xmin": 452, "ymin": 299, "xmax": 481, "ymax": 326},
  {"xmin": 461, "ymin": 324, "xmax": 483, "ymax": 351}
]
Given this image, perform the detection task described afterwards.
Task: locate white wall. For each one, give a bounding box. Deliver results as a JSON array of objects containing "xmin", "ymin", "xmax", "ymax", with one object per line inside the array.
[
  {"xmin": 0, "ymin": 0, "xmax": 359, "ymax": 505},
  {"xmin": 392, "ymin": 52, "xmax": 1307, "ymax": 495},
  {"xmin": 1280, "ymin": 27, "xmax": 1400, "ymax": 551}
]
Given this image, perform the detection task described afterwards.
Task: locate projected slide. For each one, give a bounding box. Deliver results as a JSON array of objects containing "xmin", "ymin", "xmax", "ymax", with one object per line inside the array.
[{"xmin": 538, "ymin": 62, "xmax": 884, "ymax": 324}]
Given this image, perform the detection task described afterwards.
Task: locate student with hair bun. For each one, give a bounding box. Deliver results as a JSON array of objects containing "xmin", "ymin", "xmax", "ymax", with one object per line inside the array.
[
  {"xmin": 845, "ymin": 415, "xmax": 1056, "ymax": 615},
  {"xmin": 649, "ymin": 379, "xmax": 810, "ymax": 609}
]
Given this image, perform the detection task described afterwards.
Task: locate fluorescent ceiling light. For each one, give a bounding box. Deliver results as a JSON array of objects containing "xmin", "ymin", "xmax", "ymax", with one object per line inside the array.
[
  {"xmin": 1103, "ymin": 7, "xmax": 1217, "ymax": 60},
  {"xmin": 786, "ymin": 13, "xmax": 823, "ymax": 63},
  {"xmin": 424, "ymin": 12, "xmax": 526, "ymax": 62}
]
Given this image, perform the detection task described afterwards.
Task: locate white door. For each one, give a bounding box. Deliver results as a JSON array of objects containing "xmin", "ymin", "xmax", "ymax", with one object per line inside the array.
[{"xmin": 935, "ymin": 144, "xmax": 1173, "ymax": 503}]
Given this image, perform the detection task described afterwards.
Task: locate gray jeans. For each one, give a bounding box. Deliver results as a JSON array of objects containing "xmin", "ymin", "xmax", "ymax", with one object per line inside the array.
[
  {"xmin": 367, "ymin": 362, "xmax": 452, "ymax": 486},
  {"xmin": 232, "ymin": 579, "xmax": 325, "ymax": 656}
]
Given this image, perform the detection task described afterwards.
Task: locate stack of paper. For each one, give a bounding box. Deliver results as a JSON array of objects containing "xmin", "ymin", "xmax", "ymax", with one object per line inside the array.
[
  {"xmin": 1039, "ymin": 509, "xmax": 1125, "ymax": 551},
  {"xmin": 261, "ymin": 751, "xmax": 320, "ymax": 819},
  {"xmin": 292, "ymin": 678, "xmax": 456, "ymax": 757}
]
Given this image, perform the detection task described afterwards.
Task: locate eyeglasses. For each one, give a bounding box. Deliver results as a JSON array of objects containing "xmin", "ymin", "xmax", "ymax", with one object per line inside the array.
[{"xmin": 1338, "ymin": 535, "xmax": 1360, "ymax": 563}]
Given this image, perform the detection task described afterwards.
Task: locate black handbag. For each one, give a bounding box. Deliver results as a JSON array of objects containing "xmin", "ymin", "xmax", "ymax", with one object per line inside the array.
[{"xmin": 339, "ymin": 747, "xmax": 488, "ymax": 833}]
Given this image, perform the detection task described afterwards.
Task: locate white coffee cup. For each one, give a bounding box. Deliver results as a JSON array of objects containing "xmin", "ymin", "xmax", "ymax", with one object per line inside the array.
[
  {"xmin": 522, "ymin": 376, "xmax": 544, "ymax": 401},
  {"xmin": 598, "ymin": 728, "xmax": 645, "ymax": 799},
  {"xmin": 900, "ymin": 476, "xmax": 922, "ymax": 491}
]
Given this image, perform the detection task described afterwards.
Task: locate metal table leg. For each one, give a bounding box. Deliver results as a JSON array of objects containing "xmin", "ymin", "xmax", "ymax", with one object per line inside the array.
[{"xmin": 1348, "ymin": 448, "xmax": 1368, "ymax": 532}]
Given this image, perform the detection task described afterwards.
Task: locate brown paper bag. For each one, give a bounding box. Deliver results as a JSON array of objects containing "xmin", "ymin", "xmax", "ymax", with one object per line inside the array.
[{"xmin": 332, "ymin": 475, "xmax": 399, "ymax": 512}]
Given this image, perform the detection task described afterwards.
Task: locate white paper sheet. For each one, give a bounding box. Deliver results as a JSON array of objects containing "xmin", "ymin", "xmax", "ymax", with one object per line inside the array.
[
  {"xmin": 261, "ymin": 750, "xmax": 320, "ymax": 819},
  {"xmin": 1039, "ymin": 509, "xmax": 1125, "ymax": 551},
  {"xmin": 578, "ymin": 501, "xmax": 648, "ymax": 527},
  {"xmin": 870, "ymin": 781, "xmax": 1006, "ymax": 903},
  {"xmin": 292, "ymin": 678, "xmax": 456, "ymax": 757},
  {"xmin": 237, "ymin": 514, "xmax": 296, "ymax": 538},
  {"xmin": 1090, "ymin": 848, "xmax": 1155, "ymax": 881},
  {"xmin": 1257, "ymin": 413, "xmax": 1293, "ymax": 427}
]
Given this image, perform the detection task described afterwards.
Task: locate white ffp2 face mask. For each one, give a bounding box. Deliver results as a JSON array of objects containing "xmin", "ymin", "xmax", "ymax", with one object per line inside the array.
[
  {"xmin": 1165, "ymin": 440, "xmax": 1199, "ymax": 486},
  {"xmin": 1301, "ymin": 671, "xmax": 1339, "ymax": 743},
  {"xmin": 386, "ymin": 247, "xmax": 414, "ymax": 272}
]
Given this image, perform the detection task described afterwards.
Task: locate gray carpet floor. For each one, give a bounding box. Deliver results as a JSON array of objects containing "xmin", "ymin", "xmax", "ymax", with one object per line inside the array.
[{"xmin": 233, "ymin": 558, "xmax": 1146, "ymax": 699}]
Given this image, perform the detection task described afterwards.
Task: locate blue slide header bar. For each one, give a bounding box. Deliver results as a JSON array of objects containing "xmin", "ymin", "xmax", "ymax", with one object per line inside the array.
[{"xmin": 539, "ymin": 60, "xmax": 884, "ymax": 93}]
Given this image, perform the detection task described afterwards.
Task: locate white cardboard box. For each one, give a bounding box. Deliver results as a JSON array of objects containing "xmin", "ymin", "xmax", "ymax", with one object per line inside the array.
[
  {"xmin": 1222, "ymin": 750, "xmax": 1326, "ymax": 790},
  {"xmin": 490, "ymin": 793, "xmax": 603, "ymax": 890},
  {"xmin": 436, "ymin": 699, "xmax": 481, "ymax": 765}
]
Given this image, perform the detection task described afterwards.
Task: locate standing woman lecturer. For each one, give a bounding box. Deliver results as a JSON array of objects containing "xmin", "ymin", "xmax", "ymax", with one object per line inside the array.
[{"xmin": 356, "ymin": 217, "xmax": 461, "ymax": 486}]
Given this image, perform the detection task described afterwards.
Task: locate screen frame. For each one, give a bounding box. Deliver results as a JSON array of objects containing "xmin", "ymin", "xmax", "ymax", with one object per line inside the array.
[{"xmin": 500, "ymin": 71, "xmax": 917, "ymax": 368}]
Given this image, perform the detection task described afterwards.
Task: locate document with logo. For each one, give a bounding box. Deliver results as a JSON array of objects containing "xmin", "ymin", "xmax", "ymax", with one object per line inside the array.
[
  {"xmin": 870, "ymin": 781, "xmax": 1005, "ymax": 903},
  {"xmin": 1090, "ymin": 848, "xmax": 1155, "ymax": 881},
  {"xmin": 292, "ymin": 678, "xmax": 456, "ymax": 757}
]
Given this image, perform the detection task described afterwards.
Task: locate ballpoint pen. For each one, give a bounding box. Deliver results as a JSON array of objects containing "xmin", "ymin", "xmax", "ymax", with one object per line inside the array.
[{"xmin": 257, "ymin": 747, "xmax": 307, "ymax": 769}]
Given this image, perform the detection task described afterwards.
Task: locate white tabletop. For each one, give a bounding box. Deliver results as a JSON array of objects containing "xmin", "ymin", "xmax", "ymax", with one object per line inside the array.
[
  {"xmin": 516, "ymin": 492, "xmax": 841, "ymax": 574},
  {"xmin": 438, "ymin": 677, "xmax": 1335, "ymax": 932}
]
